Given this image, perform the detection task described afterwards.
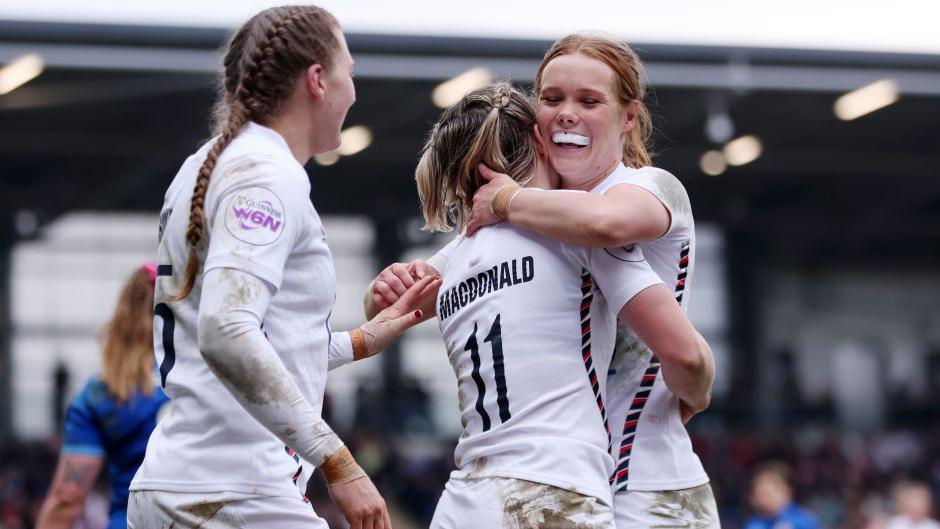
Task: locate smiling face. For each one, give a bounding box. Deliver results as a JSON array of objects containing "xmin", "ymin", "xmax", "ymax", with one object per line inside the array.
[
  {"xmin": 312, "ymin": 27, "xmax": 356, "ymax": 154},
  {"xmin": 537, "ymin": 52, "xmax": 635, "ymax": 190}
]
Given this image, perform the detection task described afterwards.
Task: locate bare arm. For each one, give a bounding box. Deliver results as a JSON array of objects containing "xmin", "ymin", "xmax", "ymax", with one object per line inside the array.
[
  {"xmin": 467, "ymin": 165, "xmax": 670, "ymax": 247},
  {"xmin": 618, "ymin": 284, "xmax": 714, "ymax": 414},
  {"xmin": 35, "ymin": 454, "xmax": 103, "ymax": 529}
]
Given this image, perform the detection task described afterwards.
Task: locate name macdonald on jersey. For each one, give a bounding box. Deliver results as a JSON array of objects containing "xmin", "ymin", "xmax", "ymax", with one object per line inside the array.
[{"xmin": 438, "ymin": 256, "xmax": 534, "ymax": 321}]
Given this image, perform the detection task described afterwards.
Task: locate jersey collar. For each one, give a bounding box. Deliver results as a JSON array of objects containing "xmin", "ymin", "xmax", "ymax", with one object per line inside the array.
[{"xmin": 244, "ymin": 121, "xmax": 294, "ymax": 160}]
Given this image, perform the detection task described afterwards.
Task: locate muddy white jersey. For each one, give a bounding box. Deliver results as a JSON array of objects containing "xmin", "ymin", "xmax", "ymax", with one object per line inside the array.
[
  {"xmin": 131, "ymin": 122, "xmax": 335, "ymax": 498},
  {"xmin": 434, "ymin": 222, "xmax": 662, "ymax": 504},
  {"xmin": 592, "ymin": 163, "xmax": 708, "ymax": 492}
]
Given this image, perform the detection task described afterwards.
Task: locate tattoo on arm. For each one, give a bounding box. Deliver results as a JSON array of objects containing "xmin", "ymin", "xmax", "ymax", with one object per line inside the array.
[{"xmin": 61, "ymin": 460, "xmax": 96, "ymax": 487}]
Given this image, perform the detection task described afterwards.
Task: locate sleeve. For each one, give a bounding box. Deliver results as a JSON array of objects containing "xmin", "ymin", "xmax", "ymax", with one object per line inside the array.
[
  {"xmin": 198, "ymin": 267, "xmax": 344, "ymax": 466},
  {"xmin": 328, "ymin": 332, "xmax": 354, "ymax": 371},
  {"xmin": 203, "ymin": 157, "xmax": 309, "ymax": 290},
  {"xmin": 425, "ymin": 234, "xmax": 463, "ymax": 276},
  {"xmin": 61, "ymin": 381, "xmax": 105, "ymax": 457},
  {"xmin": 606, "ymin": 168, "xmax": 691, "ymax": 237},
  {"xmin": 586, "ymin": 244, "xmax": 663, "ymax": 316}
]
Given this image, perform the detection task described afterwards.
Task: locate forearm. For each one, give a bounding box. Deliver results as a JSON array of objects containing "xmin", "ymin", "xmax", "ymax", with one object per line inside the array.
[
  {"xmin": 198, "ymin": 268, "xmax": 344, "ymax": 466},
  {"xmin": 36, "ymin": 455, "xmax": 101, "ymax": 529},
  {"xmin": 507, "ymin": 189, "xmax": 620, "ymax": 247},
  {"xmin": 658, "ymin": 332, "xmax": 714, "ymax": 409},
  {"xmin": 35, "ymin": 497, "xmax": 82, "ymax": 529}
]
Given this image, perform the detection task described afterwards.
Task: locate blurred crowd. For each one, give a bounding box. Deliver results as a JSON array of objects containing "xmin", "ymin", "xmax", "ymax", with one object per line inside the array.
[{"xmin": 3, "ymin": 427, "xmax": 940, "ymax": 529}]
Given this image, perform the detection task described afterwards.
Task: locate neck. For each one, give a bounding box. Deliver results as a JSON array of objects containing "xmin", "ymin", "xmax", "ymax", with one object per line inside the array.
[
  {"xmin": 559, "ymin": 158, "xmax": 619, "ymax": 191},
  {"xmin": 266, "ymin": 112, "xmax": 315, "ymax": 165}
]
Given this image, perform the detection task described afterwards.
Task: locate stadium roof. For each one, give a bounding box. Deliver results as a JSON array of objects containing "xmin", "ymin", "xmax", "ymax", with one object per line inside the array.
[{"xmin": 1, "ymin": 19, "xmax": 939, "ymax": 266}]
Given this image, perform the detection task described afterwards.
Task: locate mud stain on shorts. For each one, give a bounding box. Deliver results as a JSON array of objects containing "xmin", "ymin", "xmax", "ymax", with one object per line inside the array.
[
  {"xmin": 502, "ymin": 479, "xmax": 612, "ymax": 529},
  {"xmin": 182, "ymin": 500, "xmax": 229, "ymax": 529},
  {"xmin": 646, "ymin": 485, "xmax": 716, "ymax": 529}
]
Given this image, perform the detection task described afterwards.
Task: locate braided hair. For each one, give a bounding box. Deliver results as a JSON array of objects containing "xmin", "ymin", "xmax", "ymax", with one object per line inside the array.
[{"xmin": 171, "ymin": 5, "xmax": 339, "ymax": 300}]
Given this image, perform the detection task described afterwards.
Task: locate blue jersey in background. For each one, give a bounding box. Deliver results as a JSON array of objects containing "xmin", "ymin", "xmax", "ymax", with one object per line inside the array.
[{"xmin": 62, "ymin": 376, "xmax": 169, "ymax": 529}]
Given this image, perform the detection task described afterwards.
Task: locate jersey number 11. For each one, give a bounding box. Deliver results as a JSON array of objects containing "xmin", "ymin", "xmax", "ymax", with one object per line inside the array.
[{"xmin": 465, "ymin": 314, "xmax": 511, "ymax": 432}]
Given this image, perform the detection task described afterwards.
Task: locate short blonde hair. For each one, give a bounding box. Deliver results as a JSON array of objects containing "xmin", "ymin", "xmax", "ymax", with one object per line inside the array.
[{"xmin": 416, "ymin": 82, "xmax": 538, "ymax": 232}]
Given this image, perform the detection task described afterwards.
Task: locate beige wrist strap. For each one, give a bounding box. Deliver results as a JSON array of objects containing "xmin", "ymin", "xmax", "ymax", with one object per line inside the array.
[
  {"xmin": 490, "ymin": 185, "xmax": 523, "ymax": 220},
  {"xmin": 320, "ymin": 446, "xmax": 367, "ymax": 486},
  {"xmin": 350, "ymin": 328, "xmax": 368, "ymax": 360}
]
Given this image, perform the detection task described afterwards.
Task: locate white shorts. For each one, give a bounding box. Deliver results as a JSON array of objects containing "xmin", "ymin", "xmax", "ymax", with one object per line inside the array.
[
  {"xmin": 127, "ymin": 490, "xmax": 328, "ymax": 529},
  {"xmin": 431, "ymin": 476, "xmax": 614, "ymax": 529},
  {"xmin": 613, "ymin": 483, "xmax": 720, "ymax": 529}
]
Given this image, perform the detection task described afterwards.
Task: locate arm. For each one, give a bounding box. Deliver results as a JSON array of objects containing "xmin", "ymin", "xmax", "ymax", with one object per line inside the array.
[
  {"xmin": 198, "ymin": 267, "xmax": 436, "ymax": 528},
  {"xmin": 35, "ymin": 454, "xmax": 103, "ymax": 529},
  {"xmin": 618, "ymin": 284, "xmax": 714, "ymax": 415},
  {"xmin": 467, "ymin": 165, "xmax": 670, "ymax": 246}
]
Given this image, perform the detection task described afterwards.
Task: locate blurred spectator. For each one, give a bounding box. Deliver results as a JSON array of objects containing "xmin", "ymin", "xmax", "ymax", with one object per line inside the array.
[
  {"xmin": 886, "ymin": 482, "xmax": 940, "ymax": 529},
  {"xmin": 744, "ymin": 462, "xmax": 824, "ymax": 529},
  {"xmin": 34, "ymin": 265, "xmax": 168, "ymax": 529}
]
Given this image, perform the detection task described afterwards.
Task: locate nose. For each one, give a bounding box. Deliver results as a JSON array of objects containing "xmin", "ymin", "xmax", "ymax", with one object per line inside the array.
[{"xmin": 556, "ymin": 104, "xmax": 578, "ymax": 127}]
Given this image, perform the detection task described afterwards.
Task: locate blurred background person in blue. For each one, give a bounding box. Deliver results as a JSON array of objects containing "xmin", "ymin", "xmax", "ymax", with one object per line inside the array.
[
  {"xmin": 34, "ymin": 264, "xmax": 168, "ymax": 529},
  {"xmin": 745, "ymin": 462, "xmax": 824, "ymax": 529}
]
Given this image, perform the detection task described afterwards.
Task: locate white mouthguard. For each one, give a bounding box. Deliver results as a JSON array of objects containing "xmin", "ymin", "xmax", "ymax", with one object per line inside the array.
[{"xmin": 552, "ymin": 132, "xmax": 590, "ymax": 146}]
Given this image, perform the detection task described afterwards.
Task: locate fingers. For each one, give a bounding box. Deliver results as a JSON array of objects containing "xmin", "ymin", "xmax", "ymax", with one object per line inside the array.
[
  {"xmin": 478, "ymin": 163, "xmax": 497, "ymax": 181},
  {"xmin": 389, "ymin": 263, "xmax": 415, "ymax": 289},
  {"xmin": 391, "ymin": 275, "xmax": 440, "ymax": 312},
  {"xmin": 382, "ymin": 504, "xmax": 393, "ymax": 529},
  {"xmin": 408, "ymin": 259, "xmax": 437, "ymax": 280},
  {"xmin": 371, "ymin": 282, "xmax": 398, "ymax": 309}
]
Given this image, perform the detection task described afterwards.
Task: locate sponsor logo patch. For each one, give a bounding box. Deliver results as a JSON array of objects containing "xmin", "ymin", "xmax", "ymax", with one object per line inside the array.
[
  {"xmin": 224, "ymin": 187, "xmax": 285, "ymax": 246},
  {"xmin": 604, "ymin": 243, "xmax": 644, "ymax": 262}
]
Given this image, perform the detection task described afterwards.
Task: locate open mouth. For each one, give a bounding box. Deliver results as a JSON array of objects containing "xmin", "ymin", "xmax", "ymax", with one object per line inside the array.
[{"xmin": 552, "ymin": 132, "xmax": 590, "ymax": 149}]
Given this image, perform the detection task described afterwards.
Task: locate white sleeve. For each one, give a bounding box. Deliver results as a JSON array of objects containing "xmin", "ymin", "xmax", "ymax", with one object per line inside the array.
[
  {"xmin": 328, "ymin": 332, "xmax": 354, "ymax": 371},
  {"xmin": 204, "ymin": 157, "xmax": 308, "ymax": 290},
  {"xmin": 197, "ymin": 267, "xmax": 344, "ymax": 466},
  {"xmin": 425, "ymin": 234, "xmax": 463, "ymax": 276},
  {"xmin": 605, "ymin": 168, "xmax": 692, "ymax": 237},
  {"xmin": 585, "ymin": 244, "xmax": 663, "ymax": 315}
]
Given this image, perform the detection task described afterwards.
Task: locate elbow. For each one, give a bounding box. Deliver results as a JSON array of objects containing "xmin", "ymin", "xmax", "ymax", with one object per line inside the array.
[
  {"xmin": 197, "ymin": 313, "xmax": 226, "ymax": 365},
  {"xmin": 661, "ymin": 332, "xmax": 713, "ymax": 378}
]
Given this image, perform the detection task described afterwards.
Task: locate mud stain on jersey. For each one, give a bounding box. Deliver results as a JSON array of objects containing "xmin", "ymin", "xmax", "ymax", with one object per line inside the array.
[
  {"xmin": 219, "ymin": 268, "xmax": 262, "ymax": 312},
  {"xmin": 611, "ymin": 325, "xmax": 651, "ymax": 383},
  {"xmin": 646, "ymin": 485, "xmax": 715, "ymax": 529},
  {"xmin": 217, "ymin": 158, "xmax": 259, "ymax": 187},
  {"xmin": 502, "ymin": 479, "xmax": 611, "ymax": 529},
  {"xmin": 648, "ymin": 169, "xmax": 691, "ymax": 221}
]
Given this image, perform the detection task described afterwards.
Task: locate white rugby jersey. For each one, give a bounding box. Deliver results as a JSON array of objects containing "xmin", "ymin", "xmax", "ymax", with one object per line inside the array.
[
  {"xmin": 434, "ymin": 222, "xmax": 662, "ymax": 504},
  {"xmin": 592, "ymin": 163, "xmax": 709, "ymax": 492},
  {"xmin": 131, "ymin": 122, "xmax": 335, "ymax": 498}
]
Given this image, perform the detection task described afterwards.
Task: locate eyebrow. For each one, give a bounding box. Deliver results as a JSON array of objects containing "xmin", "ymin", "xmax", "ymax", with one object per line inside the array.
[{"xmin": 540, "ymin": 85, "xmax": 607, "ymax": 98}]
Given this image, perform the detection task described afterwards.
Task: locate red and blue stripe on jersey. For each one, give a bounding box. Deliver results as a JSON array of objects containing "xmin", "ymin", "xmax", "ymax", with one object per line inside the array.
[
  {"xmin": 579, "ymin": 270, "xmax": 611, "ymax": 454},
  {"xmin": 613, "ymin": 240, "xmax": 691, "ymax": 490}
]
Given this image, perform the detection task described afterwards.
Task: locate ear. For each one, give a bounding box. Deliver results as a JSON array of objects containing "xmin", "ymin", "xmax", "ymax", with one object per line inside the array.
[
  {"xmin": 623, "ymin": 99, "xmax": 639, "ymax": 133},
  {"xmin": 304, "ymin": 63, "xmax": 326, "ymax": 100},
  {"xmin": 532, "ymin": 124, "xmax": 548, "ymax": 159}
]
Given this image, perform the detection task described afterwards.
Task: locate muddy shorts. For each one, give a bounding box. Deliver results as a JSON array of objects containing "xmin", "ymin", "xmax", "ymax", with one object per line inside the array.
[
  {"xmin": 127, "ymin": 490, "xmax": 328, "ymax": 529},
  {"xmin": 613, "ymin": 483, "xmax": 720, "ymax": 529},
  {"xmin": 430, "ymin": 476, "xmax": 614, "ymax": 529}
]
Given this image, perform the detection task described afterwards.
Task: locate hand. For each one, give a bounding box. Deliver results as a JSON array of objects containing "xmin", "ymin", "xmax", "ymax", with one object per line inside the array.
[
  {"xmin": 371, "ymin": 260, "xmax": 438, "ymax": 310},
  {"xmin": 359, "ymin": 274, "xmax": 442, "ymax": 357},
  {"xmin": 679, "ymin": 394, "xmax": 710, "ymax": 424},
  {"xmin": 466, "ymin": 164, "xmax": 518, "ymax": 237},
  {"xmin": 329, "ymin": 475, "xmax": 392, "ymax": 529}
]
